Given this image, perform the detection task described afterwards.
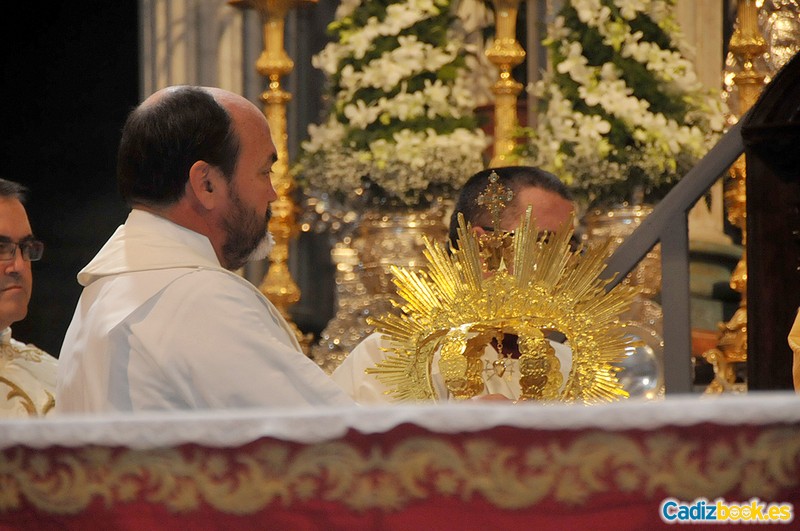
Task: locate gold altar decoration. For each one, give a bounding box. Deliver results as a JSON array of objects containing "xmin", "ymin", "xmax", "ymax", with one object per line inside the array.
[
  {"xmin": 759, "ymin": 0, "xmax": 800, "ymax": 72},
  {"xmin": 1, "ymin": 428, "xmax": 799, "ymax": 515},
  {"xmin": 228, "ymin": 0, "xmax": 311, "ymax": 348},
  {"xmin": 367, "ymin": 200, "xmax": 637, "ymax": 403},
  {"xmin": 311, "ymin": 205, "xmax": 449, "ymax": 374},
  {"xmin": 310, "ymin": 237, "xmax": 367, "ymax": 374},
  {"xmin": 356, "ymin": 206, "xmax": 449, "ymax": 301},
  {"xmin": 703, "ymin": 0, "xmax": 769, "ymax": 394},
  {"xmin": 486, "ymin": 0, "xmax": 526, "ymax": 167}
]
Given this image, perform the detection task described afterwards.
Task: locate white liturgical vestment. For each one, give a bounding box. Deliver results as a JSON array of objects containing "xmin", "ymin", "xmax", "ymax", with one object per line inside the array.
[
  {"xmin": 57, "ymin": 209, "xmax": 353, "ymax": 413},
  {"xmin": 788, "ymin": 307, "xmax": 800, "ymax": 392},
  {"xmin": 332, "ymin": 332, "xmax": 573, "ymax": 403},
  {"xmin": 0, "ymin": 327, "xmax": 57, "ymax": 417}
]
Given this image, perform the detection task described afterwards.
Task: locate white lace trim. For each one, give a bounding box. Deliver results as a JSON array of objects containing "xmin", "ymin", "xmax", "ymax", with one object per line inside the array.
[{"xmin": 0, "ymin": 392, "xmax": 798, "ymax": 450}]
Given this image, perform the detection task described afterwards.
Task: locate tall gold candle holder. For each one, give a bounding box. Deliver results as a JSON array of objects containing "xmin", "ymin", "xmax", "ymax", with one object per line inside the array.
[
  {"xmin": 229, "ymin": 0, "xmax": 314, "ymax": 349},
  {"xmin": 486, "ymin": 0, "xmax": 526, "ymax": 167},
  {"xmin": 703, "ymin": 0, "xmax": 767, "ymax": 393}
]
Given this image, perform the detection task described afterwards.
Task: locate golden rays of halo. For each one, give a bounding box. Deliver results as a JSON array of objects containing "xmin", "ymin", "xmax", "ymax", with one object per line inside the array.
[{"xmin": 365, "ymin": 208, "xmax": 639, "ymax": 404}]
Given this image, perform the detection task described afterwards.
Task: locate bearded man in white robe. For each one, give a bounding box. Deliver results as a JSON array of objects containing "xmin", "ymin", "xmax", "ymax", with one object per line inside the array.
[{"xmin": 57, "ymin": 86, "xmax": 352, "ymax": 413}]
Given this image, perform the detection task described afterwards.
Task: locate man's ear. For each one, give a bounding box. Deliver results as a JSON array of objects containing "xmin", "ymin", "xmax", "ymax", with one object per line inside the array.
[{"xmin": 187, "ymin": 161, "xmax": 221, "ymax": 210}]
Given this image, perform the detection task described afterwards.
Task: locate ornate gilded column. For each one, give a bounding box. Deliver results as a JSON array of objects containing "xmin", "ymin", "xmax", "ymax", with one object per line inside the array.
[
  {"xmin": 486, "ymin": 0, "xmax": 526, "ymax": 167},
  {"xmin": 703, "ymin": 0, "xmax": 767, "ymax": 393},
  {"xmin": 229, "ymin": 0, "xmax": 312, "ymax": 349}
]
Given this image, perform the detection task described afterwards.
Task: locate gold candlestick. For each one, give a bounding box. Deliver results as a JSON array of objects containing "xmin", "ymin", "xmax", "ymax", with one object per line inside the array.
[
  {"xmin": 486, "ymin": 0, "xmax": 526, "ymax": 167},
  {"xmin": 703, "ymin": 0, "xmax": 767, "ymax": 393},
  {"xmin": 229, "ymin": 0, "xmax": 314, "ymax": 350}
]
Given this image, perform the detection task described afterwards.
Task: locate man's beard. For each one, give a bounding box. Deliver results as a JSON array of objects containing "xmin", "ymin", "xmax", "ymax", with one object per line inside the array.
[
  {"xmin": 222, "ymin": 188, "xmax": 274, "ymax": 270},
  {"xmin": 246, "ymin": 230, "xmax": 275, "ymax": 263}
]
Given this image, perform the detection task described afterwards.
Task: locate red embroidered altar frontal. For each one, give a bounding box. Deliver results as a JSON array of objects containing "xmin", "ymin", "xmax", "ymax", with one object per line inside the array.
[{"xmin": 1, "ymin": 393, "xmax": 798, "ymax": 530}]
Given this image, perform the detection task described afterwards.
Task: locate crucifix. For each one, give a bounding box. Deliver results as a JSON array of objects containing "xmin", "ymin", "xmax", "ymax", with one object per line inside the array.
[{"xmin": 477, "ymin": 170, "xmax": 514, "ymax": 232}]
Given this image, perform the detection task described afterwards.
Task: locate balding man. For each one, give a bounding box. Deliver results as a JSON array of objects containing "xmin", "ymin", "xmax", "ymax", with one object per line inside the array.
[
  {"xmin": 57, "ymin": 86, "xmax": 353, "ymax": 413},
  {"xmin": 332, "ymin": 166, "xmax": 577, "ymax": 403}
]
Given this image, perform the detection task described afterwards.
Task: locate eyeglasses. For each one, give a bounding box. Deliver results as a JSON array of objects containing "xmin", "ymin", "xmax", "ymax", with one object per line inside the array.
[{"xmin": 0, "ymin": 239, "xmax": 44, "ymax": 262}]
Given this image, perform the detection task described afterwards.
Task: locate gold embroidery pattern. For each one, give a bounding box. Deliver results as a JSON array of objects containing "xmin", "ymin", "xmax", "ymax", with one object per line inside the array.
[
  {"xmin": 0, "ymin": 342, "xmax": 49, "ymax": 363},
  {"xmin": 42, "ymin": 391, "xmax": 55, "ymax": 416},
  {"xmin": 0, "ymin": 342, "xmax": 56, "ymax": 417},
  {"xmin": 0, "ymin": 427, "xmax": 798, "ymax": 514},
  {"xmin": 0, "ymin": 376, "xmax": 36, "ymax": 416}
]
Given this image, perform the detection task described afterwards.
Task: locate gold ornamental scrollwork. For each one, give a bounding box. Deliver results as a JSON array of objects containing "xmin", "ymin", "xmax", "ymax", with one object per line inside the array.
[{"xmin": 1, "ymin": 427, "xmax": 799, "ymax": 515}]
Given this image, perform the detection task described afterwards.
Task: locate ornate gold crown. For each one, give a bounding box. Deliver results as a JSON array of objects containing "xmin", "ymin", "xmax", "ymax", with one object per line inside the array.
[{"xmin": 365, "ymin": 205, "xmax": 639, "ymax": 404}]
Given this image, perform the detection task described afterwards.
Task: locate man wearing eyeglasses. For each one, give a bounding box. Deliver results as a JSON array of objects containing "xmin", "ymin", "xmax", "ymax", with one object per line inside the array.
[
  {"xmin": 331, "ymin": 166, "xmax": 576, "ymax": 403},
  {"xmin": 0, "ymin": 178, "xmax": 57, "ymax": 417}
]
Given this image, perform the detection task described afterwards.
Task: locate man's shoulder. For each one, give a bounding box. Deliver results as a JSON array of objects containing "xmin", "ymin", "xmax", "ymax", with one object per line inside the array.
[
  {"xmin": 154, "ymin": 268, "xmax": 277, "ymax": 323},
  {"xmin": 93, "ymin": 267, "xmax": 257, "ymax": 299},
  {"xmin": 164, "ymin": 268, "xmax": 260, "ymax": 299},
  {"xmin": 79, "ymin": 268, "xmax": 266, "ymax": 329}
]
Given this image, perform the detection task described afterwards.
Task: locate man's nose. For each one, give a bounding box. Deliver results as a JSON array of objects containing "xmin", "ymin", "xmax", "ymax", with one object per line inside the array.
[
  {"xmin": 267, "ymin": 182, "xmax": 278, "ymax": 202},
  {"xmin": 3, "ymin": 249, "xmax": 25, "ymax": 273}
]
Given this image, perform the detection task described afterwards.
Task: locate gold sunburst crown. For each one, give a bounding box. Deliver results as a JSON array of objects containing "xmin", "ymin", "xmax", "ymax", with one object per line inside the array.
[{"xmin": 365, "ymin": 207, "xmax": 639, "ymax": 404}]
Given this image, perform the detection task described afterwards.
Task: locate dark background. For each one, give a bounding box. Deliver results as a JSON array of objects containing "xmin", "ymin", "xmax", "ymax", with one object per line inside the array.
[{"xmin": 1, "ymin": 1, "xmax": 138, "ymax": 355}]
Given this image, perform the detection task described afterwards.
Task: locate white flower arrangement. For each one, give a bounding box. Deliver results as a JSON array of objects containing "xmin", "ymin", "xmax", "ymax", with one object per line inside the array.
[
  {"xmin": 519, "ymin": 0, "xmax": 727, "ymax": 209},
  {"xmin": 294, "ymin": 0, "xmax": 495, "ymax": 207}
]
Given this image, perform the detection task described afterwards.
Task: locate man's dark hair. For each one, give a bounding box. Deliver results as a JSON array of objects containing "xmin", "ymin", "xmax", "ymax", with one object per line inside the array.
[
  {"xmin": 448, "ymin": 166, "xmax": 572, "ymax": 249},
  {"xmin": 117, "ymin": 86, "xmax": 241, "ymax": 207},
  {"xmin": 0, "ymin": 178, "xmax": 28, "ymax": 203}
]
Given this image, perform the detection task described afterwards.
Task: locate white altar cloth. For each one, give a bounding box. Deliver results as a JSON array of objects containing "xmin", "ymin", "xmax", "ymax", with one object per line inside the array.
[{"xmin": 1, "ymin": 391, "xmax": 797, "ymax": 450}]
